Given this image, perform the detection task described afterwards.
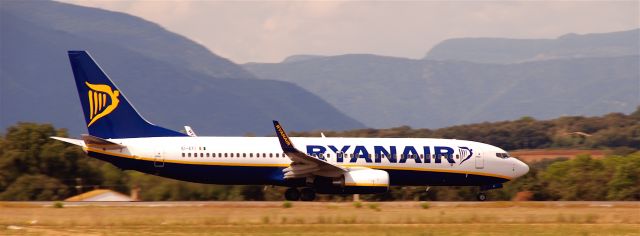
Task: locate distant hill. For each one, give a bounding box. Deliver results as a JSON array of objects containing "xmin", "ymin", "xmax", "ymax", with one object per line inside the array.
[
  {"xmin": 281, "ymin": 55, "xmax": 327, "ymax": 63},
  {"xmin": 5, "ymin": 1, "xmax": 254, "ymax": 79},
  {"xmin": 424, "ymin": 29, "xmax": 639, "ymax": 64},
  {"xmin": 0, "ymin": 1, "xmax": 364, "ymax": 136},
  {"xmin": 245, "ymin": 54, "xmax": 639, "ymax": 129}
]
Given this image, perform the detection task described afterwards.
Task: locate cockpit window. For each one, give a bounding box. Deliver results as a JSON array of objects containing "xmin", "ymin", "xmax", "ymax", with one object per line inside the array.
[{"xmin": 495, "ymin": 153, "xmax": 509, "ymax": 158}]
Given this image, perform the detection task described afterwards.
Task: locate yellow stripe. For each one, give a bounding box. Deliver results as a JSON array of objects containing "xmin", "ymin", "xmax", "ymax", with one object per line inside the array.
[
  {"xmin": 102, "ymin": 93, "xmax": 106, "ymax": 108},
  {"xmin": 88, "ymin": 91, "xmax": 94, "ymax": 118},
  {"xmin": 93, "ymin": 92, "xmax": 99, "ymax": 115},
  {"xmin": 345, "ymin": 183, "xmax": 388, "ymax": 187},
  {"xmin": 86, "ymin": 148, "xmax": 287, "ymax": 167},
  {"xmin": 97, "ymin": 92, "xmax": 102, "ymax": 111},
  {"xmin": 340, "ymin": 164, "xmax": 512, "ymax": 180},
  {"xmin": 84, "ymin": 148, "xmax": 511, "ymax": 180}
]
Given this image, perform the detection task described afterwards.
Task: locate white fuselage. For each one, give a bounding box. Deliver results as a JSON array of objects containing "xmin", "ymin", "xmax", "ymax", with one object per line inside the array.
[{"xmin": 85, "ymin": 136, "xmax": 529, "ymax": 186}]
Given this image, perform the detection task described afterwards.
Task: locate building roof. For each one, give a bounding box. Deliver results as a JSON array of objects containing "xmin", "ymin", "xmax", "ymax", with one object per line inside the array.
[{"xmin": 65, "ymin": 189, "xmax": 132, "ymax": 202}]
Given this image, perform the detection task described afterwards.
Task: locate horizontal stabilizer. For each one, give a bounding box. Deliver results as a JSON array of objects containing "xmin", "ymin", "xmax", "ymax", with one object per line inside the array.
[
  {"xmin": 81, "ymin": 134, "xmax": 126, "ymax": 149},
  {"xmin": 50, "ymin": 137, "xmax": 85, "ymax": 147}
]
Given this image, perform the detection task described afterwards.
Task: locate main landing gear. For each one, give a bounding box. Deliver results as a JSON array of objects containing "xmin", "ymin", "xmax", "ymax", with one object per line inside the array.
[{"xmin": 284, "ymin": 188, "xmax": 316, "ymax": 201}]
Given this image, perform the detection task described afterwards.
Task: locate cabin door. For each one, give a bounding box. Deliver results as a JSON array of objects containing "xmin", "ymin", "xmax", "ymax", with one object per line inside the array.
[
  {"xmin": 153, "ymin": 150, "xmax": 164, "ymax": 168},
  {"xmin": 475, "ymin": 151, "xmax": 484, "ymax": 169}
]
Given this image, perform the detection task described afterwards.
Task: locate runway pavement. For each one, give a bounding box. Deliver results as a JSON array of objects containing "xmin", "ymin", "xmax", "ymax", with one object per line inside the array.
[{"xmin": 5, "ymin": 201, "xmax": 639, "ymax": 208}]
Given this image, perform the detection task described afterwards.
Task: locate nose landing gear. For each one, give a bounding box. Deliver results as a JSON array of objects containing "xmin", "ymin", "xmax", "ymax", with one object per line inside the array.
[
  {"xmin": 477, "ymin": 183, "xmax": 502, "ymax": 201},
  {"xmin": 476, "ymin": 192, "xmax": 487, "ymax": 201}
]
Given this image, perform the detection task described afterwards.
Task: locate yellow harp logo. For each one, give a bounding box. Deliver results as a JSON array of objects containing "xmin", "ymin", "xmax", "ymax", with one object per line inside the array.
[{"xmin": 85, "ymin": 82, "xmax": 120, "ymax": 127}]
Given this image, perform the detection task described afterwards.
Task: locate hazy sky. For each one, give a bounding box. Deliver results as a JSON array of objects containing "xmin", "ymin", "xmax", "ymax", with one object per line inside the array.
[{"xmin": 61, "ymin": 1, "xmax": 639, "ymax": 64}]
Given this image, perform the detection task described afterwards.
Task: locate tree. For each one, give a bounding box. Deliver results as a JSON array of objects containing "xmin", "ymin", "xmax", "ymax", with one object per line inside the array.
[
  {"xmin": 605, "ymin": 153, "xmax": 640, "ymax": 200},
  {"xmin": 0, "ymin": 175, "xmax": 68, "ymax": 200},
  {"xmin": 0, "ymin": 123, "xmax": 102, "ymax": 200}
]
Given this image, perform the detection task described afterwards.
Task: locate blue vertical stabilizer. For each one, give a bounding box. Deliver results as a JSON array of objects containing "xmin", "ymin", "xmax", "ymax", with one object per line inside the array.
[{"xmin": 68, "ymin": 51, "xmax": 186, "ymax": 138}]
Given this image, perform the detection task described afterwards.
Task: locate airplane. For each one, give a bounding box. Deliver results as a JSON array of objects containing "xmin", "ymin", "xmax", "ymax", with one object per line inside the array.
[{"xmin": 52, "ymin": 51, "xmax": 530, "ymax": 201}]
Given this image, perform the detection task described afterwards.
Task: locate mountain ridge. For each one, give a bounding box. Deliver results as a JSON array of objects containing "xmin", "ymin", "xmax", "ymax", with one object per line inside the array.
[
  {"xmin": 245, "ymin": 51, "xmax": 639, "ymax": 129},
  {"xmin": 424, "ymin": 28, "xmax": 639, "ymax": 64},
  {"xmin": 0, "ymin": 1, "xmax": 365, "ymax": 136}
]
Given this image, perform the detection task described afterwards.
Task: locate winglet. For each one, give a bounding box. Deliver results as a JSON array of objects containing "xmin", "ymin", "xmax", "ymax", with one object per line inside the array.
[
  {"xmin": 184, "ymin": 126, "xmax": 197, "ymax": 137},
  {"xmin": 273, "ymin": 120, "xmax": 296, "ymax": 152}
]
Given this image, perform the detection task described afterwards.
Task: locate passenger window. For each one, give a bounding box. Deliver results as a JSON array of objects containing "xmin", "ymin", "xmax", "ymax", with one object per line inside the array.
[
  {"xmin": 269, "ymin": 153, "xmax": 273, "ymax": 158},
  {"xmin": 275, "ymin": 153, "xmax": 279, "ymax": 158},
  {"xmin": 250, "ymin": 153, "xmax": 253, "ymax": 158},
  {"xmin": 182, "ymin": 153, "xmax": 185, "ymax": 157},
  {"xmin": 206, "ymin": 153, "xmax": 210, "ymax": 157},
  {"xmin": 243, "ymin": 153, "xmax": 246, "ymax": 158},
  {"xmin": 224, "ymin": 153, "xmax": 228, "ymax": 158},
  {"xmin": 200, "ymin": 153, "xmax": 203, "ymax": 158},
  {"xmin": 188, "ymin": 153, "xmax": 191, "ymax": 157}
]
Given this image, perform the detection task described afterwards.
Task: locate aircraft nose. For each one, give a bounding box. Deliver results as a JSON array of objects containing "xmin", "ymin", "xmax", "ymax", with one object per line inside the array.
[{"xmin": 512, "ymin": 159, "xmax": 530, "ymax": 178}]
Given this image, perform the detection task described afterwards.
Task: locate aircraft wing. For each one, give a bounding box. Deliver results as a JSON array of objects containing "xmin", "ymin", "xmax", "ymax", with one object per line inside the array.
[{"xmin": 273, "ymin": 120, "xmax": 346, "ymax": 179}]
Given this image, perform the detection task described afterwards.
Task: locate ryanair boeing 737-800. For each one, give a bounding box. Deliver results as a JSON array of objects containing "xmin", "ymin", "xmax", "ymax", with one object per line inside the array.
[{"xmin": 52, "ymin": 51, "xmax": 529, "ymax": 201}]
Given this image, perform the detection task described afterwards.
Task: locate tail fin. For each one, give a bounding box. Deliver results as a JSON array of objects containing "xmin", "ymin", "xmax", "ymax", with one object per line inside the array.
[{"xmin": 68, "ymin": 51, "xmax": 186, "ymax": 139}]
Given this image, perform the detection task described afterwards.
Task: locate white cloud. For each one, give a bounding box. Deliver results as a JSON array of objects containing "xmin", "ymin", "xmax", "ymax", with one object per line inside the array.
[{"xmin": 59, "ymin": 1, "xmax": 639, "ymax": 63}]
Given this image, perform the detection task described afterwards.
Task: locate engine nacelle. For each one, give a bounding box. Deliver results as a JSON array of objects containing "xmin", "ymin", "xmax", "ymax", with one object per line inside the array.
[{"xmin": 316, "ymin": 168, "xmax": 389, "ymax": 194}]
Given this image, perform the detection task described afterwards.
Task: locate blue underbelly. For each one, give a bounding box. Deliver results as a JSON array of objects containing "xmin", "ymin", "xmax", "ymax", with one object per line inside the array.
[{"xmin": 89, "ymin": 151, "xmax": 509, "ymax": 187}]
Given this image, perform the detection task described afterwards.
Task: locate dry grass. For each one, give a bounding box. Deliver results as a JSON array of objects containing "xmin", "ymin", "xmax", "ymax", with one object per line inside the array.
[{"xmin": 0, "ymin": 201, "xmax": 638, "ymax": 235}]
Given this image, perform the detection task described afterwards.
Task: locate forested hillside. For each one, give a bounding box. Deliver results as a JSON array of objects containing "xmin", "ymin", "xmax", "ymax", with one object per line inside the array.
[{"xmin": 292, "ymin": 108, "xmax": 640, "ymax": 151}]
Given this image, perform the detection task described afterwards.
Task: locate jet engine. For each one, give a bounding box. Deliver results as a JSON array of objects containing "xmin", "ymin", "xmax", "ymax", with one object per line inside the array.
[{"xmin": 315, "ymin": 168, "xmax": 389, "ymax": 194}]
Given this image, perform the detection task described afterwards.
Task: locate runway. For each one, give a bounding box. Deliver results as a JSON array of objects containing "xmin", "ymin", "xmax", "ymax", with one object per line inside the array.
[{"xmin": 5, "ymin": 200, "xmax": 639, "ymax": 208}]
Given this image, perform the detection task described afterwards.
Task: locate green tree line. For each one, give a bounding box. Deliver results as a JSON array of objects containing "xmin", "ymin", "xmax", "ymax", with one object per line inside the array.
[
  {"xmin": 292, "ymin": 107, "xmax": 640, "ymax": 151},
  {"xmin": 0, "ymin": 109, "xmax": 638, "ymax": 201}
]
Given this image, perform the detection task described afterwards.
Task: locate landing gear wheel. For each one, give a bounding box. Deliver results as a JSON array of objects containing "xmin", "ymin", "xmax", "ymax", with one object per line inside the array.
[
  {"xmin": 300, "ymin": 188, "xmax": 316, "ymax": 201},
  {"xmin": 284, "ymin": 188, "xmax": 300, "ymax": 201},
  {"xmin": 476, "ymin": 192, "xmax": 487, "ymax": 201}
]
